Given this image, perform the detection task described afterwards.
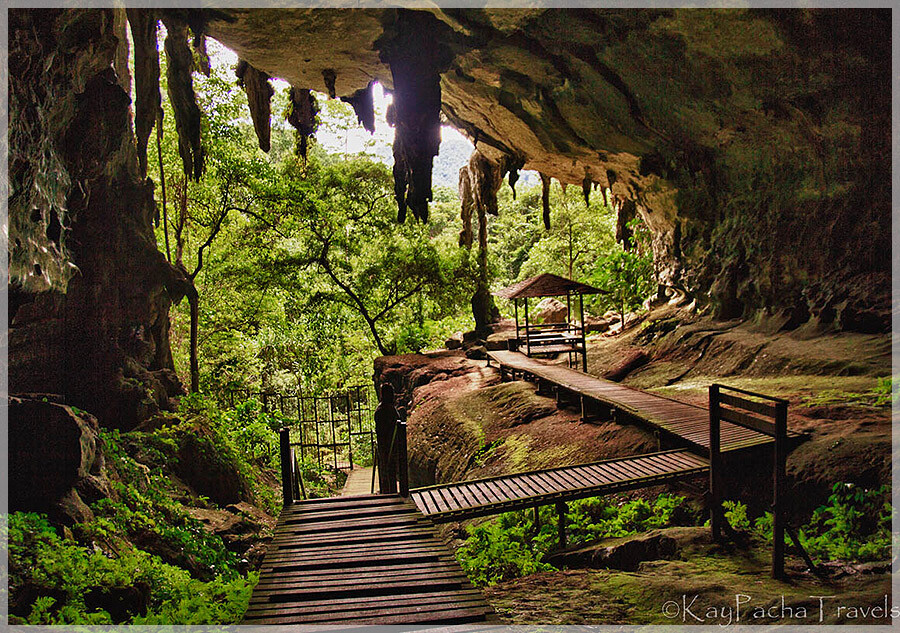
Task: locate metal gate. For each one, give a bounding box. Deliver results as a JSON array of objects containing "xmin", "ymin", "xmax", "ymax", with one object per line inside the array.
[{"xmin": 225, "ymin": 384, "xmax": 375, "ymax": 472}]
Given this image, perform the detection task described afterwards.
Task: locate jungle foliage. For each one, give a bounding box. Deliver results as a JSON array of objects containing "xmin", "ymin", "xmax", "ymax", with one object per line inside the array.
[
  {"xmin": 458, "ymin": 482, "xmax": 893, "ymax": 589},
  {"xmin": 150, "ymin": 40, "xmax": 659, "ymax": 399},
  {"xmin": 5, "ymin": 392, "xmax": 354, "ymax": 625},
  {"xmin": 722, "ymin": 482, "xmax": 894, "ymax": 564},
  {"xmin": 152, "ymin": 44, "xmax": 481, "ymax": 397},
  {"xmin": 456, "ymin": 493, "xmax": 696, "ymax": 587}
]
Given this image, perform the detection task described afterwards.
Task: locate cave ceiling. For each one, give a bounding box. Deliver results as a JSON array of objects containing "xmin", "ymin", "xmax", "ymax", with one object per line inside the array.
[
  {"xmin": 201, "ymin": 8, "xmax": 879, "ymax": 213},
  {"xmin": 9, "ymin": 7, "xmax": 890, "ymax": 331},
  {"xmin": 198, "ymin": 8, "xmax": 890, "ymax": 288}
]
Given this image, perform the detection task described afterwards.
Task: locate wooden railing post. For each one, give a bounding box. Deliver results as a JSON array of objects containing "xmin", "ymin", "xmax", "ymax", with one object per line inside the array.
[
  {"xmin": 773, "ymin": 400, "xmax": 788, "ymax": 579},
  {"xmin": 524, "ymin": 298, "xmax": 531, "ymax": 356},
  {"xmin": 291, "ymin": 448, "xmax": 301, "ymax": 501},
  {"xmin": 556, "ymin": 501, "xmax": 567, "ymax": 549},
  {"xmin": 279, "ymin": 428, "xmax": 293, "ymax": 506},
  {"xmin": 709, "ymin": 384, "xmax": 723, "ymax": 542},
  {"xmin": 514, "ymin": 299, "xmax": 520, "ymax": 345},
  {"xmin": 397, "ymin": 421, "xmax": 409, "ymax": 497},
  {"xmin": 579, "ymin": 292, "xmax": 587, "ymax": 372}
]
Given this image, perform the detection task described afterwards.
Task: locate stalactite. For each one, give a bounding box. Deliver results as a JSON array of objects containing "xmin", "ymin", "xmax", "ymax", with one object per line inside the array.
[
  {"xmin": 127, "ymin": 9, "xmax": 160, "ymax": 178},
  {"xmin": 540, "ymin": 172, "xmax": 552, "ymax": 230},
  {"xmin": 236, "ymin": 58, "xmax": 274, "ymax": 152},
  {"xmin": 193, "ymin": 34, "xmax": 211, "ymax": 77},
  {"xmin": 506, "ymin": 155, "xmax": 526, "ymax": 200},
  {"xmin": 161, "ymin": 16, "xmax": 203, "ymax": 180},
  {"xmin": 286, "ymin": 87, "xmax": 318, "ymax": 159},
  {"xmin": 456, "ymin": 151, "xmax": 503, "ymax": 331},
  {"xmin": 380, "ymin": 10, "xmax": 454, "ymax": 223},
  {"xmin": 322, "ymin": 68, "xmax": 337, "ymax": 99},
  {"xmin": 603, "ymin": 169, "xmax": 617, "ymax": 208},
  {"xmin": 457, "ymin": 150, "xmax": 504, "ymax": 247},
  {"xmin": 582, "ymin": 166, "xmax": 592, "ymax": 207},
  {"xmin": 340, "ymin": 81, "xmax": 375, "ymax": 133},
  {"xmin": 458, "ymin": 167, "xmax": 474, "ymax": 249},
  {"xmin": 617, "ymin": 198, "xmax": 637, "ymax": 249},
  {"xmin": 472, "ymin": 194, "xmax": 494, "ymax": 332}
]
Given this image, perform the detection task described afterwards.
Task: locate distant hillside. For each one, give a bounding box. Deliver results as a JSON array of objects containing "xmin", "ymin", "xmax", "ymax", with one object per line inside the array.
[{"xmin": 433, "ymin": 135, "xmax": 473, "ymax": 189}]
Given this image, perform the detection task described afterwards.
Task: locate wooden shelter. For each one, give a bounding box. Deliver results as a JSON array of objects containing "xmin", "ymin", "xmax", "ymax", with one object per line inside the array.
[{"xmin": 494, "ymin": 273, "xmax": 604, "ymax": 371}]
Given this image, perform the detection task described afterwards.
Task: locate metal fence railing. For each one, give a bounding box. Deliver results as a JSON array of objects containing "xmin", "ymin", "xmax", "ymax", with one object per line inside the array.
[{"xmin": 224, "ymin": 384, "xmax": 376, "ymax": 473}]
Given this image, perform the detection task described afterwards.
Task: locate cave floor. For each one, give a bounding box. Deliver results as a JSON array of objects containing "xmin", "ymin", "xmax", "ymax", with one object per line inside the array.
[{"xmin": 483, "ymin": 528, "xmax": 893, "ymax": 625}]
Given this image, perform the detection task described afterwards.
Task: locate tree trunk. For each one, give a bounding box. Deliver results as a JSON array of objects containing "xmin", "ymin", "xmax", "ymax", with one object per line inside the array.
[
  {"xmin": 471, "ymin": 200, "xmax": 499, "ymax": 333},
  {"xmin": 187, "ymin": 281, "xmax": 200, "ymax": 393}
]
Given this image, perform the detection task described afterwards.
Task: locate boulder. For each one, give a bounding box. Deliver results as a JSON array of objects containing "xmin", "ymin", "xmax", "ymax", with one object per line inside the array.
[
  {"xmin": 485, "ymin": 331, "xmax": 514, "ymax": 351},
  {"xmin": 174, "ymin": 425, "xmax": 251, "ymax": 507},
  {"xmin": 9, "ymin": 396, "xmax": 109, "ymax": 524},
  {"xmin": 465, "ymin": 345, "xmax": 488, "ymax": 360},
  {"xmin": 548, "ymin": 527, "xmax": 709, "ymax": 571},
  {"xmin": 444, "ymin": 332, "xmax": 463, "ymax": 350},
  {"xmin": 584, "ymin": 316, "xmax": 611, "ymax": 333},
  {"xmin": 602, "ymin": 349, "xmax": 650, "ymax": 382},
  {"xmin": 535, "ymin": 298, "xmax": 569, "ymax": 323},
  {"xmin": 373, "ymin": 351, "xmax": 474, "ymax": 409}
]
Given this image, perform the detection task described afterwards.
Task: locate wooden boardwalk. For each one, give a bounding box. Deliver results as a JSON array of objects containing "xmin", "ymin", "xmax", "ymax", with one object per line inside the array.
[
  {"xmin": 411, "ymin": 449, "xmax": 708, "ymax": 522},
  {"xmin": 487, "ymin": 350, "xmax": 802, "ymax": 453},
  {"xmin": 341, "ymin": 466, "xmax": 374, "ymax": 496},
  {"xmin": 242, "ymin": 495, "xmax": 493, "ymax": 625},
  {"xmin": 244, "ymin": 352, "xmax": 807, "ymax": 624}
]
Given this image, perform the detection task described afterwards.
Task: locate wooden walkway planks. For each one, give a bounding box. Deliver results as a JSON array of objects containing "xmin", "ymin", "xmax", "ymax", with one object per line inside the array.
[
  {"xmin": 487, "ymin": 350, "xmax": 802, "ymax": 453},
  {"xmin": 242, "ymin": 495, "xmax": 494, "ymax": 625},
  {"xmin": 411, "ymin": 449, "xmax": 708, "ymax": 522}
]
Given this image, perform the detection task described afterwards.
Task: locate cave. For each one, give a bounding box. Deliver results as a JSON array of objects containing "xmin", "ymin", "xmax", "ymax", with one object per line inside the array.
[
  {"xmin": 5, "ymin": 3, "xmax": 900, "ymax": 625},
  {"xmin": 9, "ymin": 8, "xmax": 890, "ymax": 431}
]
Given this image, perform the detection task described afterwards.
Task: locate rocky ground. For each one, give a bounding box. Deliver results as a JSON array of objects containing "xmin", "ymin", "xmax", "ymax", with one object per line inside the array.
[
  {"xmin": 376, "ymin": 304, "xmax": 894, "ymax": 625},
  {"xmin": 486, "ymin": 527, "xmax": 893, "ymax": 625}
]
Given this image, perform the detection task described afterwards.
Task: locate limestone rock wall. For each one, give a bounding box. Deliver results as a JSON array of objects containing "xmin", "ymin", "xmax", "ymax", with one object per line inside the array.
[{"xmin": 9, "ymin": 9, "xmax": 184, "ymax": 429}]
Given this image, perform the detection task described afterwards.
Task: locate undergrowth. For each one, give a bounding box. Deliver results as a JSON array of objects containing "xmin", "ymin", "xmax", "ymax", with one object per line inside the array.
[
  {"xmin": 456, "ymin": 493, "xmax": 697, "ymax": 587},
  {"xmin": 459, "ymin": 482, "xmax": 893, "ymax": 588},
  {"xmin": 6, "ymin": 394, "xmax": 295, "ymax": 624},
  {"xmin": 8, "ymin": 512, "xmax": 255, "ymax": 625},
  {"xmin": 721, "ymin": 482, "xmax": 893, "ymax": 564}
]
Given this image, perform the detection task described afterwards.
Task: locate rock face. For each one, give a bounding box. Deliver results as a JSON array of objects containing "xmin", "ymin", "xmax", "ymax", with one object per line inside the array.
[{"xmin": 9, "ymin": 10, "xmax": 185, "ymax": 429}]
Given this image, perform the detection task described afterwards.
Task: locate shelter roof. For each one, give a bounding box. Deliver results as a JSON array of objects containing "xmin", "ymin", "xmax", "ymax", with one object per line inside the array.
[{"xmin": 493, "ymin": 273, "xmax": 605, "ymax": 299}]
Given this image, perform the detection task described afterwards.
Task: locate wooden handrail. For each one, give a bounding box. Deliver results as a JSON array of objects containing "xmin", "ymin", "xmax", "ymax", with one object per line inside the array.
[
  {"xmin": 397, "ymin": 421, "xmax": 409, "ymax": 497},
  {"xmin": 279, "ymin": 427, "xmax": 293, "ymax": 506},
  {"xmin": 709, "ymin": 383, "xmax": 789, "ymax": 579}
]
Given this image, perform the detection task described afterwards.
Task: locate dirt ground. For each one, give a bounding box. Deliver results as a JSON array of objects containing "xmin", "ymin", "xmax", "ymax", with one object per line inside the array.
[{"xmin": 484, "ymin": 528, "xmax": 893, "ymax": 625}]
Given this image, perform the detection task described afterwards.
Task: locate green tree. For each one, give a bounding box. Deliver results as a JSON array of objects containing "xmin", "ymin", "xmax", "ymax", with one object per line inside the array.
[
  {"xmin": 490, "ymin": 178, "xmax": 618, "ymax": 317},
  {"xmin": 261, "ymin": 155, "xmax": 468, "ymax": 356},
  {"xmin": 590, "ymin": 244, "xmax": 655, "ymax": 331}
]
